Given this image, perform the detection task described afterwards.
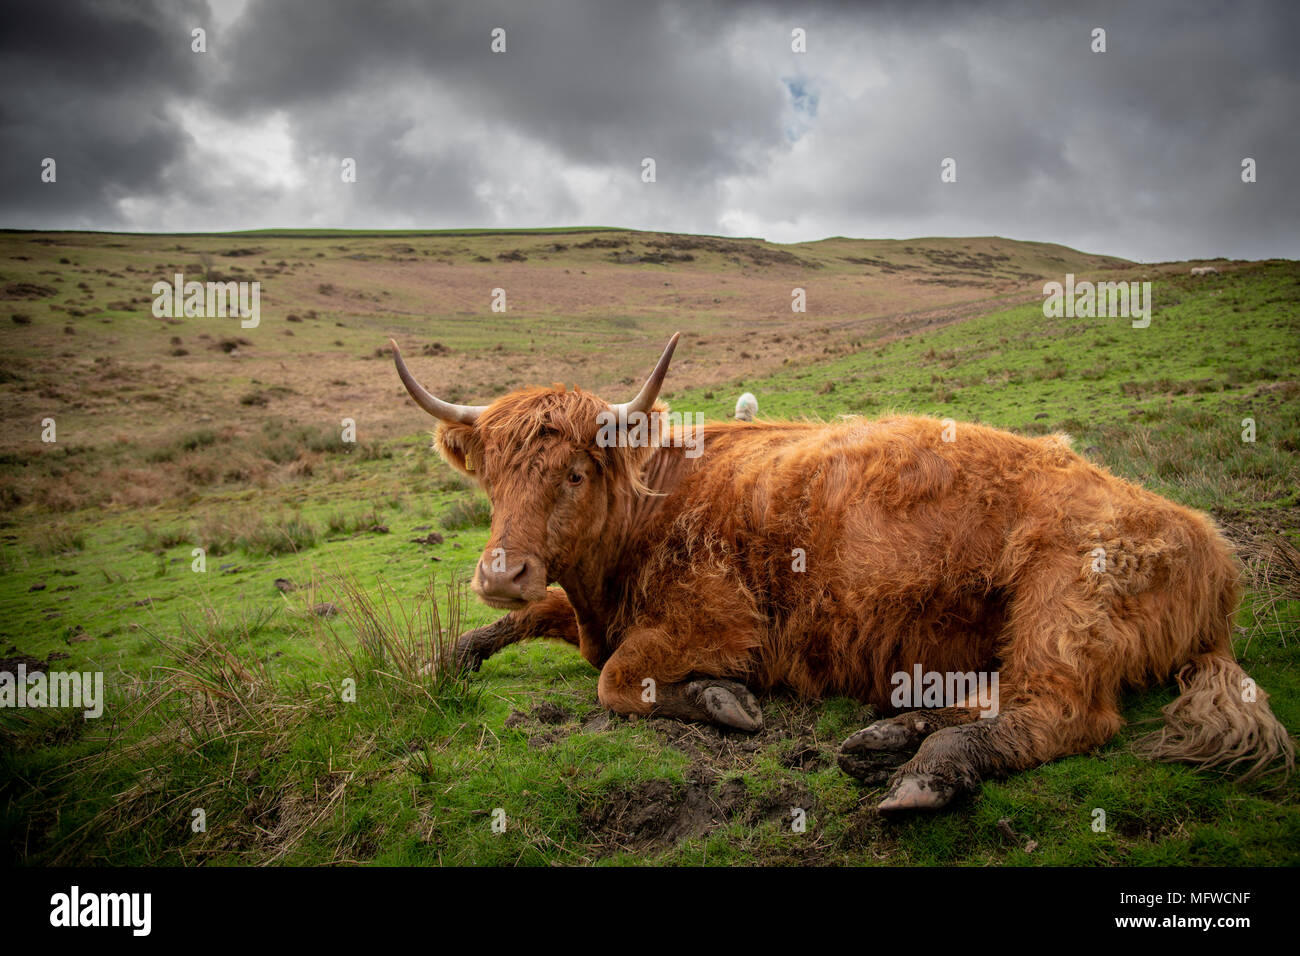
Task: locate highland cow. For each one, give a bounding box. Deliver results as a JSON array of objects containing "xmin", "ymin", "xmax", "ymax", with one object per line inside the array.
[{"xmin": 391, "ymin": 334, "xmax": 1293, "ymax": 811}]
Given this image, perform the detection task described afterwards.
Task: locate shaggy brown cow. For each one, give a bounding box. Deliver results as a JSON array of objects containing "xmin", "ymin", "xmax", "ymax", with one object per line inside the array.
[{"xmin": 391, "ymin": 334, "xmax": 1293, "ymax": 811}]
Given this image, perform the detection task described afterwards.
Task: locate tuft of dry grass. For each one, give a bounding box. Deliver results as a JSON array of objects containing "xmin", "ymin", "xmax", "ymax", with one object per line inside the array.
[
  {"xmin": 36, "ymin": 582, "xmax": 484, "ymax": 865},
  {"xmin": 31, "ymin": 524, "xmax": 85, "ymax": 556},
  {"xmin": 441, "ymin": 495, "xmax": 491, "ymax": 530},
  {"xmin": 144, "ymin": 606, "xmax": 285, "ymax": 734},
  {"xmin": 1235, "ymin": 533, "xmax": 1300, "ymax": 651},
  {"xmin": 322, "ymin": 573, "xmax": 480, "ymax": 712},
  {"xmin": 42, "ymin": 604, "xmax": 309, "ymax": 864},
  {"xmin": 193, "ymin": 511, "xmax": 320, "ymax": 557}
]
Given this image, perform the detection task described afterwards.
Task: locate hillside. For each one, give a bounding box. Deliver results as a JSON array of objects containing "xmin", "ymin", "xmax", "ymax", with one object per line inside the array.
[
  {"xmin": 0, "ymin": 230, "xmax": 1295, "ymax": 866},
  {"xmin": 0, "ymin": 229, "xmax": 1134, "ymax": 477}
]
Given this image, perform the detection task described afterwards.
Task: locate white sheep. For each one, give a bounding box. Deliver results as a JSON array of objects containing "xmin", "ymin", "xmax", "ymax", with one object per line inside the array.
[{"xmin": 734, "ymin": 392, "xmax": 757, "ymax": 422}]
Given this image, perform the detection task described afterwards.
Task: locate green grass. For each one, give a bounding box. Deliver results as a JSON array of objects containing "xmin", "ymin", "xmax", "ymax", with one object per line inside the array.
[{"xmin": 0, "ymin": 251, "xmax": 1296, "ymax": 867}]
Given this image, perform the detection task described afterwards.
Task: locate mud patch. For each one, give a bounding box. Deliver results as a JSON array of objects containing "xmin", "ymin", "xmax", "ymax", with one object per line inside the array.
[
  {"xmin": 572, "ymin": 696, "xmax": 873, "ymax": 857},
  {"xmin": 647, "ymin": 695, "xmax": 860, "ymax": 776},
  {"xmin": 743, "ymin": 780, "xmax": 819, "ymax": 828},
  {"xmin": 0, "ymin": 653, "xmax": 66, "ymax": 674},
  {"xmin": 504, "ymin": 701, "xmax": 578, "ymax": 748},
  {"xmin": 581, "ymin": 770, "xmax": 821, "ymax": 856},
  {"xmin": 581, "ymin": 770, "xmax": 748, "ymax": 853},
  {"xmin": 505, "ymin": 701, "xmax": 573, "ymax": 727}
]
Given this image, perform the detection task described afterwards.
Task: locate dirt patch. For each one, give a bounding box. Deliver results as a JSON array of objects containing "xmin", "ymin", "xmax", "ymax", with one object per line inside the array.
[
  {"xmin": 648, "ymin": 695, "xmax": 853, "ymax": 776},
  {"xmin": 533, "ymin": 701, "xmax": 572, "ymax": 724},
  {"xmin": 504, "ymin": 701, "xmax": 578, "ymax": 748},
  {"xmin": 573, "ymin": 696, "xmax": 854, "ymax": 857},
  {"xmin": 580, "ymin": 769, "xmax": 821, "ymax": 856},
  {"xmin": 505, "ymin": 701, "xmax": 573, "ymax": 727},
  {"xmin": 2, "ymin": 282, "xmax": 58, "ymax": 299},
  {"xmin": 581, "ymin": 770, "xmax": 748, "ymax": 853},
  {"xmin": 0, "ymin": 652, "xmax": 64, "ymax": 674}
]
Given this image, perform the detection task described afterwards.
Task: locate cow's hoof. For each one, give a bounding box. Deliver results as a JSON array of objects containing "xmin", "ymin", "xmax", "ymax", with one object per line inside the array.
[
  {"xmin": 438, "ymin": 630, "xmax": 495, "ymax": 674},
  {"xmin": 842, "ymin": 719, "xmax": 920, "ymax": 754},
  {"xmin": 837, "ymin": 748, "xmax": 908, "ymax": 785},
  {"xmin": 689, "ymin": 680, "xmax": 763, "ymax": 732},
  {"xmin": 428, "ymin": 647, "xmax": 476, "ymax": 676},
  {"xmin": 876, "ymin": 773, "xmax": 962, "ymax": 813},
  {"xmin": 838, "ymin": 718, "xmax": 928, "ymax": 783}
]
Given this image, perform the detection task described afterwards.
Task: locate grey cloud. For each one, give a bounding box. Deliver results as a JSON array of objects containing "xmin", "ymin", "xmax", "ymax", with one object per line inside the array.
[
  {"xmin": 0, "ymin": 0, "xmax": 1295, "ymax": 260},
  {"xmin": 0, "ymin": 0, "xmax": 212, "ymax": 226}
]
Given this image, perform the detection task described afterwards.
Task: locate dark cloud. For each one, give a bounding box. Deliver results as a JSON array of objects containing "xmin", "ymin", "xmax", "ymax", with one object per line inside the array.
[
  {"xmin": 0, "ymin": 0, "xmax": 1295, "ymax": 260},
  {"xmin": 0, "ymin": 0, "xmax": 212, "ymax": 226}
]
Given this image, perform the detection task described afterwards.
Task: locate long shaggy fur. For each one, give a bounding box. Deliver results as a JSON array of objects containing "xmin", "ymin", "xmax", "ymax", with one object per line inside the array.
[{"xmin": 437, "ymin": 396, "xmax": 1295, "ymax": 784}]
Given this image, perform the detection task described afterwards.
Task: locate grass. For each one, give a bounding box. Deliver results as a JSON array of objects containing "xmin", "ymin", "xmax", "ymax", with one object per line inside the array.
[
  {"xmin": 0, "ymin": 233, "xmax": 1296, "ymax": 866},
  {"xmin": 440, "ymin": 496, "xmax": 492, "ymax": 531}
]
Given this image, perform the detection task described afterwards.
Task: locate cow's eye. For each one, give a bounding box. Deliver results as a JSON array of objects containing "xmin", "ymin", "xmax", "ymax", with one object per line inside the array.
[{"xmin": 568, "ymin": 471, "xmax": 584, "ymax": 485}]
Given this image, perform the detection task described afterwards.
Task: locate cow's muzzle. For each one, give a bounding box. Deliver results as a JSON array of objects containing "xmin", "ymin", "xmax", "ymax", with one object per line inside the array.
[{"xmin": 472, "ymin": 551, "xmax": 546, "ymax": 608}]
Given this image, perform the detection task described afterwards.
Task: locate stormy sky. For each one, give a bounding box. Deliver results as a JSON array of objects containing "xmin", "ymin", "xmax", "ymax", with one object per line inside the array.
[{"xmin": 1, "ymin": 0, "xmax": 1296, "ymax": 262}]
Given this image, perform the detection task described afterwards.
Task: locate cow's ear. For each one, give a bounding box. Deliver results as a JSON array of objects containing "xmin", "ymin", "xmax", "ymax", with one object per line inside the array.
[{"xmin": 434, "ymin": 422, "xmax": 484, "ymax": 480}]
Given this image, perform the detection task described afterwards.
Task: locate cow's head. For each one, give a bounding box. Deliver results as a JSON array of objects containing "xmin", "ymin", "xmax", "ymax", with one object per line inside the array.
[{"xmin": 391, "ymin": 334, "xmax": 679, "ymax": 609}]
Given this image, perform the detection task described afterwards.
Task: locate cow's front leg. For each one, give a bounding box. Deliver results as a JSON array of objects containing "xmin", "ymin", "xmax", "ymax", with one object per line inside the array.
[
  {"xmin": 596, "ymin": 629, "xmax": 763, "ymax": 732},
  {"xmin": 439, "ymin": 588, "xmax": 580, "ymax": 673}
]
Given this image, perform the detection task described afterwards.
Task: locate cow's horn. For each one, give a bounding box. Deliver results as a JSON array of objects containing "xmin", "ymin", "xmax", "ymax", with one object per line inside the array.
[
  {"xmin": 609, "ymin": 332, "xmax": 680, "ymax": 419},
  {"xmin": 390, "ymin": 339, "xmax": 487, "ymax": 425}
]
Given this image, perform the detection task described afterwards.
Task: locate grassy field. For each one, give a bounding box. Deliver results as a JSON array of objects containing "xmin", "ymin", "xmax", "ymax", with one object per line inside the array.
[{"xmin": 0, "ymin": 230, "xmax": 1296, "ymax": 865}]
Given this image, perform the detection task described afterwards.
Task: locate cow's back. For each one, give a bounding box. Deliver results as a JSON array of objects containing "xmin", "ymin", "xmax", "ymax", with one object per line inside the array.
[{"xmin": 636, "ymin": 415, "xmax": 1133, "ymax": 702}]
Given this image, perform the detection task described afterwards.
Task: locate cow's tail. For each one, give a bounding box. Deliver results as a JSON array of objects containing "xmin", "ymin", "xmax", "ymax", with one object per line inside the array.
[
  {"xmin": 1134, "ymin": 527, "xmax": 1294, "ymax": 780},
  {"xmin": 1135, "ymin": 648, "xmax": 1294, "ymax": 782}
]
